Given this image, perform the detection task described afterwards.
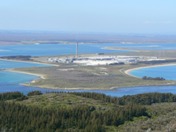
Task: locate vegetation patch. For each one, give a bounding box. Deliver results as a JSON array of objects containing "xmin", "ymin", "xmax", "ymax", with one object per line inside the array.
[{"xmin": 142, "ymin": 76, "xmax": 165, "ymax": 81}]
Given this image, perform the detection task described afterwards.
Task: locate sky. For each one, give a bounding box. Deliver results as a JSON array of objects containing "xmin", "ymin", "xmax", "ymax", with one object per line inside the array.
[{"xmin": 0, "ymin": 0, "xmax": 175, "ymax": 34}]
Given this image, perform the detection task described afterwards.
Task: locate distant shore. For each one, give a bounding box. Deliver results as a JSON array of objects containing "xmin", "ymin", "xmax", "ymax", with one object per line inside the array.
[
  {"xmin": 102, "ymin": 46, "xmax": 140, "ymax": 52},
  {"xmin": 0, "ymin": 58, "xmax": 59, "ymax": 67}
]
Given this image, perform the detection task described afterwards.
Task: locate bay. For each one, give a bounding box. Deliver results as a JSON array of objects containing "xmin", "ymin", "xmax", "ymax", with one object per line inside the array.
[
  {"xmin": 0, "ymin": 59, "xmax": 50, "ymax": 69},
  {"xmin": 0, "ymin": 60, "xmax": 52, "ymax": 94},
  {"xmin": 129, "ymin": 65, "xmax": 176, "ymax": 80}
]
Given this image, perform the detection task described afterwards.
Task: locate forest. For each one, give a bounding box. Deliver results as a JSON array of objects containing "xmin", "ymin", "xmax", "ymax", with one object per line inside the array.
[{"xmin": 1, "ymin": 91, "xmax": 176, "ymax": 131}]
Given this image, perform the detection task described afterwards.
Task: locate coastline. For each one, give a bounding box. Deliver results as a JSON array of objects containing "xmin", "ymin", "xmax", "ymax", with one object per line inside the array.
[
  {"xmin": 5, "ymin": 66, "xmax": 176, "ymax": 91},
  {"xmin": 0, "ymin": 58, "xmax": 59, "ymax": 67},
  {"xmin": 6, "ymin": 69, "xmax": 110, "ymax": 90},
  {"xmin": 4, "ymin": 60, "xmax": 176, "ymax": 91},
  {"xmin": 7, "ymin": 68, "xmax": 47, "ymax": 83},
  {"xmin": 6, "ymin": 69, "xmax": 124, "ymax": 90},
  {"xmin": 8, "ymin": 69, "xmax": 46, "ymax": 79},
  {"xmin": 125, "ymin": 63, "xmax": 176, "ymax": 78}
]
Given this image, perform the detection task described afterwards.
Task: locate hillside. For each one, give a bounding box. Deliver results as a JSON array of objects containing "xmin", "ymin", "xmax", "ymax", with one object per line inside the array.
[{"xmin": 1, "ymin": 91, "xmax": 176, "ymax": 131}]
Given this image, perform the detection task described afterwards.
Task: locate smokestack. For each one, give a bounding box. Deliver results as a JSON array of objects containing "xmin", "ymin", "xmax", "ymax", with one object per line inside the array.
[{"xmin": 76, "ymin": 42, "xmax": 78, "ymax": 58}]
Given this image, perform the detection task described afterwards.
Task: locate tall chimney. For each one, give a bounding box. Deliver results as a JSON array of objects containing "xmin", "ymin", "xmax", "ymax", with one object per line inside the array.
[{"xmin": 76, "ymin": 42, "xmax": 78, "ymax": 58}]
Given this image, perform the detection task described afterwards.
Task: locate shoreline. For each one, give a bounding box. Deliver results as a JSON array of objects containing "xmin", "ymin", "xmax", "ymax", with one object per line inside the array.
[
  {"xmin": 0, "ymin": 58, "xmax": 59, "ymax": 67},
  {"xmin": 7, "ymin": 68, "xmax": 47, "ymax": 81},
  {"xmin": 6, "ymin": 69, "xmax": 130, "ymax": 90},
  {"xmin": 6, "ymin": 69, "xmax": 47, "ymax": 85},
  {"xmin": 5, "ymin": 66, "xmax": 176, "ymax": 91},
  {"xmin": 3, "ymin": 61, "xmax": 176, "ymax": 91},
  {"xmin": 125, "ymin": 63, "xmax": 176, "ymax": 78},
  {"xmin": 6, "ymin": 69, "xmax": 112, "ymax": 90}
]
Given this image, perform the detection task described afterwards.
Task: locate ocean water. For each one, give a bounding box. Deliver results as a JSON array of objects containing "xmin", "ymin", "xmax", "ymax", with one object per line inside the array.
[
  {"xmin": 129, "ymin": 65, "xmax": 176, "ymax": 80},
  {"xmin": 0, "ymin": 59, "xmax": 50, "ymax": 69},
  {"xmin": 0, "ymin": 43, "xmax": 126, "ymax": 56},
  {"xmin": 0, "ymin": 59, "xmax": 51, "ymax": 85},
  {"xmin": 0, "ymin": 71, "xmax": 38, "ymax": 84},
  {"xmin": 0, "ymin": 43, "xmax": 176, "ymax": 57}
]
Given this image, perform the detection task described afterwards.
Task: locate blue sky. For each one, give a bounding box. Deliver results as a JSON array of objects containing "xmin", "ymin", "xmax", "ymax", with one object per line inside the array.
[{"xmin": 0, "ymin": 0, "xmax": 175, "ymax": 34}]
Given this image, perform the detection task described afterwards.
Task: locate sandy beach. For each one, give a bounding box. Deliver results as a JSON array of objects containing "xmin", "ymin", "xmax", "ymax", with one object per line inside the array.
[
  {"xmin": 8, "ymin": 68, "xmax": 46, "ymax": 79},
  {"xmin": 2, "ymin": 68, "xmax": 50, "ymax": 90}
]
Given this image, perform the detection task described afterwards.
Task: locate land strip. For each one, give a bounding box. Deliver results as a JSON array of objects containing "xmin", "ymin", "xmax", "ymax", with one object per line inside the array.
[{"xmin": 13, "ymin": 63, "xmax": 176, "ymax": 90}]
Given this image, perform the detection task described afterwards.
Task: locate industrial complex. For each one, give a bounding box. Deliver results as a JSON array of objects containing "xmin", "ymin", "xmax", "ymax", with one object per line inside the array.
[
  {"xmin": 47, "ymin": 43, "xmax": 164, "ymax": 66},
  {"xmin": 48, "ymin": 55, "xmax": 164, "ymax": 66}
]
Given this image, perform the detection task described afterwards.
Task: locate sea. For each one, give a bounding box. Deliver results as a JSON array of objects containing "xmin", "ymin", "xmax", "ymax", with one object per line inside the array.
[
  {"xmin": 1, "ymin": 43, "xmax": 176, "ymax": 57},
  {"xmin": 1, "ymin": 43, "xmax": 176, "ymax": 96}
]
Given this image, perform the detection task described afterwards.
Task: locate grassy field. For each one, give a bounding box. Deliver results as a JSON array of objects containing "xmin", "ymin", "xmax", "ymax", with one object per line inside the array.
[{"xmin": 14, "ymin": 63, "xmax": 176, "ymax": 90}]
